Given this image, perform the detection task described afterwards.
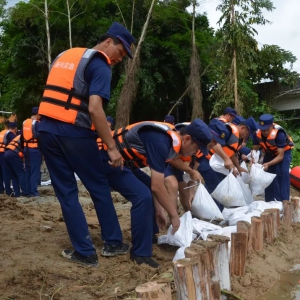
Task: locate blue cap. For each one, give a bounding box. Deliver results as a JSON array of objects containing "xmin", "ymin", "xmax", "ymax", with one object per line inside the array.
[
  {"xmin": 106, "ymin": 116, "xmax": 115, "ymax": 126},
  {"xmin": 239, "ymin": 146, "xmax": 251, "ymax": 156},
  {"xmin": 8, "ymin": 122, "xmax": 18, "ymax": 128},
  {"xmin": 185, "ymin": 119, "xmax": 212, "ymax": 155},
  {"xmin": 232, "ymin": 115, "xmax": 245, "ymax": 125},
  {"xmin": 224, "ymin": 107, "xmax": 237, "ymax": 117},
  {"xmin": 257, "ymin": 114, "xmax": 274, "ymax": 130},
  {"xmin": 208, "ymin": 119, "xmax": 229, "ymax": 146},
  {"xmin": 106, "ymin": 22, "xmax": 135, "ymax": 59},
  {"xmin": 31, "ymin": 107, "xmax": 39, "ymax": 115},
  {"xmin": 164, "ymin": 115, "xmax": 175, "ymax": 124},
  {"xmin": 244, "ymin": 117, "xmax": 258, "ymax": 138}
]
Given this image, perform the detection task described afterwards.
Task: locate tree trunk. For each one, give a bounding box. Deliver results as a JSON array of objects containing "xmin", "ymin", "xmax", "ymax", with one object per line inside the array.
[
  {"xmin": 116, "ymin": 0, "xmax": 156, "ymax": 128},
  {"xmin": 66, "ymin": 0, "xmax": 72, "ymax": 48},
  {"xmin": 44, "ymin": 0, "xmax": 51, "ymax": 71}
]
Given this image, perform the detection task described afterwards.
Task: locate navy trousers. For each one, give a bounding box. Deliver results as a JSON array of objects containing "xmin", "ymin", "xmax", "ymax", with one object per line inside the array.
[
  {"xmin": 100, "ymin": 150, "xmax": 154, "ymax": 257},
  {"xmin": 3, "ymin": 150, "xmax": 28, "ymax": 197},
  {"xmin": 38, "ymin": 132, "xmax": 123, "ymax": 256},
  {"xmin": 24, "ymin": 148, "xmax": 42, "ymax": 196},
  {"xmin": 264, "ymin": 150, "xmax": 292, "ymax": 202},
  {"xmin": 0, "ymin": 152, "xmax": 5, "ymax": 193}
]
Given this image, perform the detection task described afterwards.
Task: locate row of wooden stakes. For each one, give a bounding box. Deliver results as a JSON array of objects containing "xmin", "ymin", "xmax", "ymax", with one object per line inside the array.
[{"xmin": 124, "ymin": 197, "xmax": 300, "ymax": 300}]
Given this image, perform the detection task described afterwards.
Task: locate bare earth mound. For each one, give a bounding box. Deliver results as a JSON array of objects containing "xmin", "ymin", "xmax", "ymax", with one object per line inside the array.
[{"xmin": 0, "ymin": 183, "xmax": 299, "ymax": 300}]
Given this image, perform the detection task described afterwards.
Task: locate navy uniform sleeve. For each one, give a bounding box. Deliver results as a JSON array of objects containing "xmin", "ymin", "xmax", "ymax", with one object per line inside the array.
[
  {"xmin": 252, "ymin": 134, "xmax": 259, "ymax": 145},
  {"xmin": 138, "ymin": 130, "xmax": 172, "ymax": 173},
  {"xmin": 85, "ymin": 56, "xmax": 111, "ymax": 102},
  {"xmin": 6, "ymin": 132, "xmax": 16, "ymax": 144},
  {"xmin": 275, "ymin": 131, "xmax": 287, "ymax": 148}
]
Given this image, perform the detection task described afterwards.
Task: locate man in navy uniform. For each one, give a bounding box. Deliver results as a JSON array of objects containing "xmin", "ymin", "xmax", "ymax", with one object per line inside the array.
[{"xmin": 253, "ymin": 114, "xmax": 293, "ymax": 202}]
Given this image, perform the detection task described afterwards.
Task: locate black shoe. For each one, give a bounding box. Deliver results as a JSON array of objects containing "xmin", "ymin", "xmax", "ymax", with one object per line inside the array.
[
  {"xmin": 130, "ymin": 251, "xmax": 160, "ymax": 269},
  {"xmin": 101, "ymin": 242, "xmax": 129, "ymax": 257},
  {"xmin": 62, "ymin": 249, "xmax": 98, "ymax": 267}
]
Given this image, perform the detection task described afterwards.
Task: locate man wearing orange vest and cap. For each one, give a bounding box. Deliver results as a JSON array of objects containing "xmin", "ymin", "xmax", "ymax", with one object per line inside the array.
[
  {"xmin": 253, "ymin": 114, "xmax": 293, "ymax": 202},
  {"xmin": 38, "ymin": 22, "xmax": 135, "ymax": 267},
  {"xmin": 99, "ymin": 119, "xmax": 215, "ymax": 268},
  {"xmin": 23, "ymin": 107, "xmax": 42, "ymax": 197}
]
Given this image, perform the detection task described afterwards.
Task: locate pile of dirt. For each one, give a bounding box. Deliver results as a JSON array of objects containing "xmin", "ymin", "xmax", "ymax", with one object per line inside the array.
[{"xmin": 0, "ymin": 183, "xmax": 299, "ymax": 299}]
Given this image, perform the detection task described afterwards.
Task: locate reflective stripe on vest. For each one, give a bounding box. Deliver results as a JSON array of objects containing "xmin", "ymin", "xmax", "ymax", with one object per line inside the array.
[
  {"xmin": 0, "ymin": 129, "xmax": 10, "ymax": 153},
  {"xmin": 23, "ymin": 119, "xmax": 39, "ymax": 148},
  {"xmin": 113, "ymin": 121, "xmax": 181, "ymax": 168},
  {"xmin": 256, "ymin": 124, "xmax": 294, "ymax": 155},
  {"xmin": 39, "ymin": 48, "xmax": 111, "ymax": 130},
  {"xmin": 6, "ymin": 136, "xmax": 24, "ymax": 159}
]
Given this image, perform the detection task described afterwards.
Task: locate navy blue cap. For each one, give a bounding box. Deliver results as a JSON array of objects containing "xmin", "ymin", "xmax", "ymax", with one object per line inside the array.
[
  {"xmin": 239, "ymin": 146, "xmax": 251, "ymax": 156},
  {"xmin": 31, "ymin": 107, "xmax": 39, "ymax": 115},
  {"xmin": 224, "ymin": 107, "xmax": 237, "ymax": 117},
  {"xmin": 106, "ymin": 22, "xmax": 135, "ymax": 59},
  {"xmin": 232, "ymin": 115, "xmax": 245, "ymax": 125},
  {"xmin": 106, "ymin": 116, "xmax": 115, "ymax": 126},
  {"xmin": 244, "ymin": 117, "xmax": 258, "ymax": 138},
  {"xmin": 208, "ymin": 119, "xmax": 229, "ymax": 146},
  {"xmin": 257, "ymin": 114, "xmax": 274, "ymax": 130},
  {"xmin": 164, "ymin": 115, "xmax": 175, "ymax": 124},
  {"xmin": 8, "ymin": 122, "xmax": 18, "ymax": 128},
  {"xmin": 185, "ymin": 119, "xmax": 212, "ymax": 155}
]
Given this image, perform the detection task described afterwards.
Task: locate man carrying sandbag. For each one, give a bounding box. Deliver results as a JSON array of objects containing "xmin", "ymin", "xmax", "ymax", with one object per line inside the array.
[{"xmin": 253, "ymin": 114, "xmax": 293, "ymax": 202}]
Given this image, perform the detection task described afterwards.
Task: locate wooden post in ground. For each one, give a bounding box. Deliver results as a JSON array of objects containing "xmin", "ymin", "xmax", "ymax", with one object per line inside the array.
[
  {"xmin": 135, "ymin": 281, "xmax": 172, "ymax": 300},
  {"xmin": 174, "ymin": 257, "xmax": 203, "ymax": 300},
  {"xmin": 261, "ymin": 211, "xmax": 275, "ymax": 243},
  {"xmin": 237, "ymin": 221, "xmax": 252, "ymax": 251},
  {"xmin": 264, "ymin": 208, "xmax": 279, "ymax": 238},
  {"xmin": 251, "ymin": 217, "xmax": 263, "ymax": 251},
  {"xmin": 283, "ymin": 200, "xmax": 294, "ymax": 227},
  {"xmin": 192, "ymin": 240, "xmax": 221, "ymax": 299},
  {"xmin": 208, "ymin": 235, "xmax": 231, "ymax": 291},
  {"xmin": 230, "ymin": 232, "xmax": 248, "ymax": 276},
  {"xmin": 184, "ymin": 245, "xmax": 214, "ymax": 299},
  {"xmin": 292, "ymin": 197, "xmax": 300, "ymax": 223}
]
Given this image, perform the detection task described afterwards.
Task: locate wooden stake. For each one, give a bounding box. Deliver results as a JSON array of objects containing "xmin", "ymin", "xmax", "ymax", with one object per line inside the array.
[
  {"xmin": 230, "ymin": 232, "xmax": 248, "ymax": 276},
  {"xmin": 283, "ymin": 200, "xmax": 294, "ymax": 227},
  {"xmin": 209, "ymin": 235, "xmax": 231, "ymax": 291},
  {"xmin": 173, "ymin": 258, "xmax": 201, "ymax": 300},
  {"xmin": 251, "ymin": 217, "xmax": 263, "ymax": 251},
  {"xmin": 264, "ymin": 208, "xmax": 279, "ymax": 238},
  {"xmin": 184, "ymin": 246, "xmax": 214, "ymax": 299},
  {"xmin": 237, "ymin": 221, "xmax": 252, "ymax": 251},
  {"xmin": 135, "ymin": 281, "xmax": 172, "ymax": 300},
  {"xmin": 261, "ymin": 211, "xmax": 275, "ymax": 243},
  {"xmin": 292, "ymin": 197, "xmax": 300, "ymax": 223}
]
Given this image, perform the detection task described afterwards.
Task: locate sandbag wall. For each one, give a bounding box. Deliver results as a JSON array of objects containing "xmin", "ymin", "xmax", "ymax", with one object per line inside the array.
[{"xmin": 125, "ymin": 197, "xmax": 300, "ymax": 300}]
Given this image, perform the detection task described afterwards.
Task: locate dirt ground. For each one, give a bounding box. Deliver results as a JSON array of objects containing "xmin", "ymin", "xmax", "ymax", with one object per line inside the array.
[{"xmin": 0, "ymin": 180, "xmax": 300, "ymax": 300}]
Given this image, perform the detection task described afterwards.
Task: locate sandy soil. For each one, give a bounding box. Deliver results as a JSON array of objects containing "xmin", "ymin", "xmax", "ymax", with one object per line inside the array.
[{"xmin": 0, "ymin": 181, "xmax": 300, "ymax": 300}]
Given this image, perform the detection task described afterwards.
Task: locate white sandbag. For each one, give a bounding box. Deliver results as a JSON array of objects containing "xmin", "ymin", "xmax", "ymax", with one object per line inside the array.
[
  {"xmin": 240, "ymin": 161, "xmax": 250, "ymax": 184},
  {"xmin": 166, "ymin": 211, "xmax": 193, "ymax": 247},
  {"xmin": 222, "ymin": 206, "xmax": 249, "ymax": 221},
  {"xmin": 157, "ymin": 235, "xmax": 168, "ymax": 245},
  {"xmin": 249, "ymin": 163, "xmax": 276, "ymax": 196},
  {"xmin": 236, "ymin": 176, "xmax": 253, "ymax": 204},
  {"xmin": 182, "ymin": 172, "xmax": 191, "ymax": 183},
  {"xmin": 248, "ymin": 200, "xmax": 283, "ymax": 213},
  {"xmin": 173, "ymin": 246, "xmax": 187, "ymax": 262},
  {"xmin": 191, "ymin": 183, "xmax": 224, "ymax": 221},
  {"xmin": 192, "ymin": 218, "xmax": 222, "ymax": 235},
  {"xmin": 248, "ymin": 150, "xmax": 260, "ymax": 163},
  {"xmin": 209, "ymin": 153, "xmax": 229, "ymax": 175},
  {"xmin": 212, "ymin": 173, "xmax": 247, "ymax": 207},
  {"xmin": 201, "ymin": 225, "xmax": 237, "ymax": 241},
  {"xmin": 228, "ymin": 209, "xmax": 262, "ymax": 226}
]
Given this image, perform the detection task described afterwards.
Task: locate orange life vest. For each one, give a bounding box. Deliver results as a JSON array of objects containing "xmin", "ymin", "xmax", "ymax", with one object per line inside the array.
[
  {"xmin": 255, "ymin": 124, "xmax": 294, "ymax": 155},
  {"xmin": 39, "ymin": 47, "xmax": 111, "ymax": 130},
  {"xmin": 210, "ymin": 123, "xmax": 240, "ymax": 157},
  {"xmin": 96, "ymin": 137, "xmax": 104, "ymax": 150},
  {"xmin": 113, "ymin": 121, "xmax": 181, "ymax": 168},
  {"xmin": 23, "ymin": 119, "xmax": 39, "ymax": 148},
  {"xmin": 0, "ymin": 129, "xmax": 10, "ymax": 153},
  {"xmin": 6, "ymin": 136, "xmax": 24, "ymax": 159}
]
